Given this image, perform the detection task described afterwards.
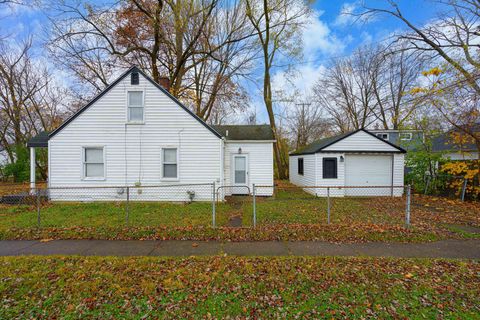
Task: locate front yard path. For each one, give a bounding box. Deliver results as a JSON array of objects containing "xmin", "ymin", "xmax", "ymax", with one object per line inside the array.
[{"xmin": 1, "ymin": 239, "xmax": 479, "ymax": 259}]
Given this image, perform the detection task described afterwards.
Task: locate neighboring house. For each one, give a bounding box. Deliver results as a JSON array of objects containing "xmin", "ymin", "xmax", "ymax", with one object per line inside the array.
[
  {"xmin": 370, "ymin": 129, "xmax": 424, "ymax": 151},
  {"xmin": 27, "ymin": 66, "xmax": 274, "ymax": 201},
  {"xmin": 432, "ymin": 127, "xmax": 479, "ymax": 161},
  {"xmin": 289, "ymin": 129, "xmax": 406, "ymax": 197}
]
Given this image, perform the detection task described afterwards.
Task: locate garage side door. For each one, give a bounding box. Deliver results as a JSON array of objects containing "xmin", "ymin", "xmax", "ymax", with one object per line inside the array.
[{"xmin": 345, "ymin": 155, "xmax": 392, "ymax": 196}]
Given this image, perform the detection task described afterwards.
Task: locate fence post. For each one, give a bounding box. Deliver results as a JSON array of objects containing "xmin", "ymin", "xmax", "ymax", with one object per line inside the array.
[
  {"xmin": 405, "ymin": 185, "xmax": 411, "ymax": 227},
  {"xmin": 125, "ymin": 186, "xmax": 130, "ymax": 226},
  {"xmin": 424, "ymin": 175, "xmax": 430, "ymax": 195},
  {"xmin": 461, "ymin": 179, "xmax": 468, "ymax": 202},
  {"xmin": 327, "ymin": 187, "xmax": 331, "ymax": 224},
  {"xmin": 252, "ymin": 184, "xmax": 256, "ymax": 228},
  {"xmin": 36, "ymin": 188, "xmax": 41, "ymax": 228},
  {"xmin": 212, "ymin": 181, "xmax": 216, "ymax": 228}
]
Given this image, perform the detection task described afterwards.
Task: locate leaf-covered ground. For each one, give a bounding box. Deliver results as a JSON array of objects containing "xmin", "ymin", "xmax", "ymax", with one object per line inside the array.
[
  {"xmin": 1, "ymin": 181, "xmax": 479, "ymax": 242},
  {"xmin": 0, "ymin": 256, "xmax": 478, "ymax": 319}
]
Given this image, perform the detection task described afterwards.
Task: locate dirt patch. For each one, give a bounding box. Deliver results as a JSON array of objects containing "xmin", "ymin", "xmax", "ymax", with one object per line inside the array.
[{"xmin": 228, "ymin": 215, "xmax": 242, "ymax": 227}]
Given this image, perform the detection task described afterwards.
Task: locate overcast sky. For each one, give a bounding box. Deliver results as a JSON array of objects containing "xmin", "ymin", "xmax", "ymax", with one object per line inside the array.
[{"xmin": 0, "ymin": 0, "xmax": 441, "ymax": 124}]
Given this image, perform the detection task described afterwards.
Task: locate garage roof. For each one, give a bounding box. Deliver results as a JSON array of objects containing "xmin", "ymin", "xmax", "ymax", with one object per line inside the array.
[{"xmin": 290, "ymin": 128, "xmax": 406, "ymax": 156}]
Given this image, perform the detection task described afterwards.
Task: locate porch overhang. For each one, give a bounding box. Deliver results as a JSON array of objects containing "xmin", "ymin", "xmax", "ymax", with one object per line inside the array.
[
  {"xmin": 26, "ymin": 131, "xmax": 50, "ymax": 148},
  {"xmin": 27, "ymin": 131, "xmax": 49, "ymax": 192}
]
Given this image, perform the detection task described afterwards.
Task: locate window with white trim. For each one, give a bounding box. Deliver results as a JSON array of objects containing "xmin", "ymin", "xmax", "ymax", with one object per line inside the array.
[
  {"xmin": 376, "ymin": 133, "xmax": 389, "ymax": 140},
  {"xmin": 83, "ymin": 147, "xmax": 104, "ymax": 179},
  {"xmin": 400, "ymin": 132, "xmax": 413, "ymax": 141},
  {"xmin": 127, "ymin": 91, "xmax": 144, "ymax": 122},
  {"xmin": 162, "ymin": 148, "xmax": 178, "ymax": 179}
]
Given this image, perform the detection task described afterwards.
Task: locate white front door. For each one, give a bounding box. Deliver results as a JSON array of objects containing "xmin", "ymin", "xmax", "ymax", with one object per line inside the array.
[{"xmin": 232, "ymin": 154, "xmax": 248, "ymax": 194}]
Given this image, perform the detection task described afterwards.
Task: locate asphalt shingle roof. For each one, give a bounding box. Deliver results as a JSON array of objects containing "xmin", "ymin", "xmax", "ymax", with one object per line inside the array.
[
  {"xmin": 212, "ymin": 125, "xmax": 274, "ymax": 141},
  {"xmin": 290, "ymin": 132, "xmax": 352, "ymax": 155},
  {"xmin": 26, "ymin": 131, "xmax": 49, "ymax": 147}
]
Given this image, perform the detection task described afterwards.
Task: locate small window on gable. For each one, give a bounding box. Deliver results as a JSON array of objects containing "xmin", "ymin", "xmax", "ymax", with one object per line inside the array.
[
  {"xmin": 298, "ymin": 158, "xmax": 304, "ymax": 175},
  {"xmin": 323, "ymin": 157, "xmax": 337, "ymax": 179},
  {"xmin": 83, "ymin": 147, "xmax": 104, "ymax": 179},
  {"xmin": 127, "ymin": 91, "xmax": 144, "ymax": 123},
  {"xmin": 400, "ymin": 132, "xmax": 412, "ymax": 141},
  {"xmin": 131, "ymin": 71, "xmax": 139, "ymax": 85}
]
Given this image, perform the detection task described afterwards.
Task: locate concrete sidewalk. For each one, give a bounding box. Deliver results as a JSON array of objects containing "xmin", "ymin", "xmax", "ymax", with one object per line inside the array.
[{"xmin": 0, "ymin": 239, "xmax": 479, "ymax": 259}]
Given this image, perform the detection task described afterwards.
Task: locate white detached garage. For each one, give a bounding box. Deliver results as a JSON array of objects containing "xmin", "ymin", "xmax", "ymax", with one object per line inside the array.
[{"xmin": 289, "ymin": 129, "xmax": 406, "ymax": 197}]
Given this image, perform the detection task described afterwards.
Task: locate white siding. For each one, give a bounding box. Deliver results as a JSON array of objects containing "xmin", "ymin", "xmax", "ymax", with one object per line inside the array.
[
  {"xmin": 323, "ymin": 130, "xmax": 399, "ymax": 152},
  {"xmin": 48, "ymin": 72, "xmax": 222, "ymax": 201},
  {"xmin": 289, "ymin": 151, "xmax": 405, "ymax": 197},
  {"xmin": 393, "ymin": 153, "xmax": 405, "ymax": 196},
  {"xmin": 289, "ymin": 154, "xmax": 316, "ymax": 195},
  {"xmin": 224, "ymin": 142, "xmax": 273, "ymax": 196}
]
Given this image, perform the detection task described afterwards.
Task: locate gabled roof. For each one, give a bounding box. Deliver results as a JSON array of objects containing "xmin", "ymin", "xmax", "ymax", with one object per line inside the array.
[
  {"xmin": 48, "ymin": 66, "xmax": 222, "ymax": 139},
  {"xmin": 212, "ymin": 125, "xmax": 274, "ymax": 141},
  {"xmin": 290, "ymin": 128, "xmax": 407, "ymax": 156}
]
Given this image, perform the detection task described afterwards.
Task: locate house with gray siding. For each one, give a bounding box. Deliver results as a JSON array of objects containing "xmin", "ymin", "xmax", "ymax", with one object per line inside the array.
[
  {"xmin": 370, "ymin": 129, "xmax": 424, "ymax": 151},
  {"xmin": 27, "ymin": 66, "xmax": 274, "ymax": 201}
]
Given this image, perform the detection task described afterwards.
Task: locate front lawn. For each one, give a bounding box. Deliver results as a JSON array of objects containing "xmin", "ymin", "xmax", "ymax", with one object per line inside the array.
[
  {"xmin": 0, "ymin": 201, "xmax": 231, "ymax": 228},
  {"xmin": 1, "ymin": 181, "xmax": 479, "ymax": 241},
  {"xmin": 0, "ymin": 256, "xmax": 478, "ymax": 319}
]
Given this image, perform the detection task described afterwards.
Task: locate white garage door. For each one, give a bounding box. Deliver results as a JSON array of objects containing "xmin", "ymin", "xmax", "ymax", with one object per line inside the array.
[{"xmin": 345, "ymin": 155, "xmax": 392, "ymax": 196}]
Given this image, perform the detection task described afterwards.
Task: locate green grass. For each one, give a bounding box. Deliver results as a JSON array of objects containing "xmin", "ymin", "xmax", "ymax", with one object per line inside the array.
[
  {"xmin": 242, "ymin": 187, "xmax": 405, "ymax": 226},
  {"xmin": 0, "ymin": 184, "xmax": 475, "ymax": 241},
  {"xmin": 0, "ymin": 256, "xmax": 478, "ymax": 319},
  {"xmin": 0, "ymin": 202, "xmax": 233, "ymax": 228}
]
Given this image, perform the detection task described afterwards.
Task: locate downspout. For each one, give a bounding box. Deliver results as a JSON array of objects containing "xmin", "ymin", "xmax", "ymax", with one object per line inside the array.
[{"xmin": 220, "ymin": 136, "xmax": 226, "ymax": 201}]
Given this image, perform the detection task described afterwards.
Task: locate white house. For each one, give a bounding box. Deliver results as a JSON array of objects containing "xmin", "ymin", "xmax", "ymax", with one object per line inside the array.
[
  {"xmin": 289, "ymin": 129, "xmax": 406, "ymax": 197},
  {"xmin": 27, "ymin": 66, "xmax": 274, "ymax": 201}
]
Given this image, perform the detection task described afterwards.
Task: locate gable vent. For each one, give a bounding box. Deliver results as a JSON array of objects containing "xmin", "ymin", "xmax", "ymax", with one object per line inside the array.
[{"xmin": 131, "ymin": 71, "xmax": 139, "ymax": 85}]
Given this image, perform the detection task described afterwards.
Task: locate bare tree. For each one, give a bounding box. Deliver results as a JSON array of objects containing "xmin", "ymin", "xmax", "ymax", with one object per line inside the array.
[
  {"xmin": 313, "ymin": 45, "xmax": 379, "ymax": 133},
  {"xmin": 372, "ymin": 46, "xmax": 424, "ymax": 129},
  {"xmin": 245, "ymin": 0, "xmax": 310, "ymax": 179},
  {"xmin": 0, "ymin": 39, "xmax": 66, "ymax": 179},
  {"xmin": 362, "ymin": 0, "xmax": 480, "ymax": 95},
  {"xmin": 287, "ymin": 102, "xmax": 330, "ymax": 150},
  {"xmin": 48, "ymin": 0, "xmax": 254, "ymax": 122}
]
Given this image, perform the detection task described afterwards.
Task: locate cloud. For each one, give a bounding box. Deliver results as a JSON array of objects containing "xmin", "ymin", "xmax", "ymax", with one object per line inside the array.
[
  {"xmin": 333, "ymin": 2, "xmax": 376, "ymax": 27},
  {"xmin": 302, "ymin": 10, "xmax": 346, "ymax": 59},
  {"xmin": 269, "ymin": 10, "xmax": 348, "ymax": 100}
]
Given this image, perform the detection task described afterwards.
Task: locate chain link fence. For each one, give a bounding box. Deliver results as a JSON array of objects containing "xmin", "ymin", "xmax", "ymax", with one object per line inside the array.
[
  {"xmin": 1, "ymin": 182, "xmax": 412, "ymax": 229},
  {"xmin": 422, "ymin": 174, "xmax": 479, "ymax": 201},
  {"xmin": 252, "ymin": 184, "xmax": 411, "ymax": 228},
  {"xmin": 0, "ymin": 183, "xmax": 218, "ymax": 228}
]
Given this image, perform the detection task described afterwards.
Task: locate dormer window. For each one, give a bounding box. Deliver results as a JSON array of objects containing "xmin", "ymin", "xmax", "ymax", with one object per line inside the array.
[{"xmin": 127, "ymin": 91, "xmax": 144, "ymax": 123}]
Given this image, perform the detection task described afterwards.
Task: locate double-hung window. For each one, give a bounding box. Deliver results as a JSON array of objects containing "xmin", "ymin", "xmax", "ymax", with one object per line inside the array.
[
  {"xmin": 162, "ymin": 148, "xmax": 178, "ymax": 179},
  {"xmin": 400, "ymin": 132, "xmax": 412, "ymax": 141},
  {"xmin": 83, "ymin": 147, "xmax": 104, "ymax": 179},
  {"xmin": 127, "ymin": 91, "xmax": 144, "ymax": 123}
]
